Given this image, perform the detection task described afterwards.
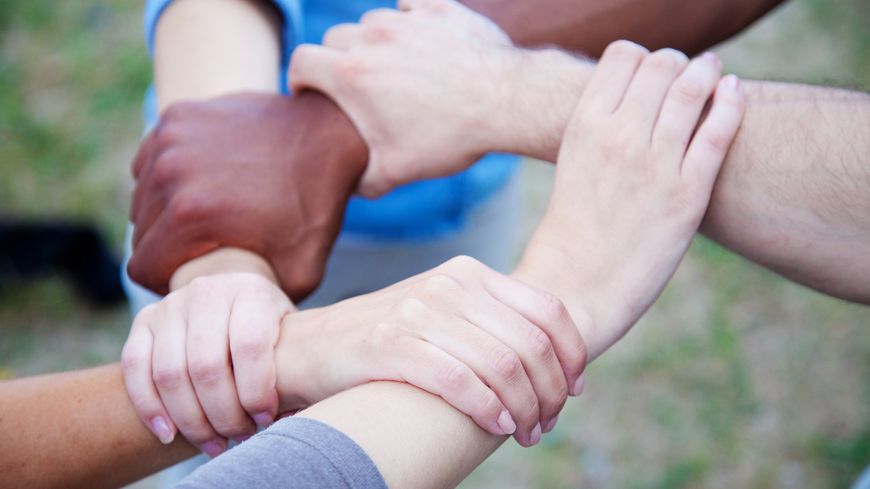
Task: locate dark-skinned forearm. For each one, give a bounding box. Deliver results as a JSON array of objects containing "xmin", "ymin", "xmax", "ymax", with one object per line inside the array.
[{"xmin": 462, "ymin": 0, "xmax": 785, "ymax": 55}]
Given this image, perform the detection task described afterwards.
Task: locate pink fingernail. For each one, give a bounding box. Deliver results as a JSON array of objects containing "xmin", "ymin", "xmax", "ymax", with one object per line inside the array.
[
  {"xmin": 542, "ymin": 415, "xmax": 560, "ymax": 433},
  {"xmin": 496, "ymin": 410, "xmax": 516, "ymax": 435},
  {"xmin": 722, "ymin": 74, "xmax": 740, "ymax": 90},
  {"xmin": 253, "ymin": 412, "xmax": 274, "ymax": 428},
  {"xmin": 199, "ymin": 439, "xmax": 227, "ymax": 458},
  {"xmin": 529, "ymin": 423, "xmax": 542, "ymax": 446},
  {"xmin": 150, "ymin": 416, "xmax": 175, "ymax": 445},
  {"xmin": 570, "ymin": 374, "xmax": 586, "ymax": 397},
  {"xmin": 702, "ymin": 51, "xmax": 721, "ymax": 65}
]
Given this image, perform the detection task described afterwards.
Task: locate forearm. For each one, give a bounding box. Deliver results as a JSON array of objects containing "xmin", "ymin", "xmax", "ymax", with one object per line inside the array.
[
  {"xmin": 497, "ymin": 49, "xmax": 870, "ymax": 303},
  {"xmin": 462, "ymin": 0, "xmax": 784, "ymax": 55},
  {"xmin": 0, "ymin": 365, "xmax": 196, "ymax": 489},
  {"xmin": 154, "ymin": 0, "xmax": 282, "ymax": 110},
  {"xmin": 292, "ymin": 264, "xmax": 608, "ymax": 489},
  {"xmin": 701, "ymin": 83, "xmax": 870, "ymax": 302}
]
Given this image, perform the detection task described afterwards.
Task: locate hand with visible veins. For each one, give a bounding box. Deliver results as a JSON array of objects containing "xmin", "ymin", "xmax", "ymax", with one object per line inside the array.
[
  {"xmin": 290, "ymin": 0, "xmax": 518, "ymax": 197},
  {"xmin": 127, "ymin": 91, "xmax": 368, "ymax": 302}
]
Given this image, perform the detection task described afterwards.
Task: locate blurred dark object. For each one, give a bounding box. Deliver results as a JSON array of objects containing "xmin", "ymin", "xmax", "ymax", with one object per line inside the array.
[{"xmin": 0, "ymin": 221, "xmax": 125, "ymax": 307}]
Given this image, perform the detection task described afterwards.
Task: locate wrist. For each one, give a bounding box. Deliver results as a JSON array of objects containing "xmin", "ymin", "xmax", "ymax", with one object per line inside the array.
[
  {"xmin": 290, "ymin": 91, "xmax": 368, "ymax": 194},
  {"xmin": 169, "ymin": 248, "xmax": 278, "ymax": 291},
  {"xmin": 515, "ymin": 232, "xmax": 629, "ymax": 361},
  {"xmin": 274, "ymin": 308, "xmax": 325, "ymax": 413},
  {"xmin": 492, "ymin": 48, "xmax": 593, "ymax": 161}
]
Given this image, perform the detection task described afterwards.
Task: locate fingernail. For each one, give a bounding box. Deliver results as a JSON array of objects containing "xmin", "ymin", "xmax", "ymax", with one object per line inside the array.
[
  {"xmin": 570, "ymin": 374, "xmax": 586, "ymax": 397},
  {"xmin": 542, "ymin": 415, "xmax": 560, "ymax": 434},
  {"xmin": 723, "ymin": 74, "xmax": 740, "ymax": 90},
  {"xmin": 496, "ymin": 410, "xmax": 516, "ymax": 435},
  {"xmin": 253, "ymin": 412, "xmax": 274, "ymax": 428},
  {"xmin": 232, "ymin": 435, "xmax": 252, "ymax": 444},
  {"xmin": 199, "ymin": 439, "xmax": 226, "ymax": 458},
  {"xmin": 149, "ymin": 416, "xmax": 175, "ymax": 445},
  {"xmin": 529, "ymin": 423, "xmax": 542, "ymax": 446},
  {"xmin": 702, "ymin": 51, "xmax": 721, "ymax": 65}
]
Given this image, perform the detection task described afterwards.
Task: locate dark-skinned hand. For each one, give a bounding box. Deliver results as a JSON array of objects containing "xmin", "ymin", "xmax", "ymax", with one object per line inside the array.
[{"xmin": 128, "ymin": 91, "xmax": 368, "ymax": 301}]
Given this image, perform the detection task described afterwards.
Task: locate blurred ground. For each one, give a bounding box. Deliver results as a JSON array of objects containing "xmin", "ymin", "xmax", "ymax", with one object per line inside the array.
[{"xmin": 0, "ymin": 1, "xmax": 867, "ymax": 488}]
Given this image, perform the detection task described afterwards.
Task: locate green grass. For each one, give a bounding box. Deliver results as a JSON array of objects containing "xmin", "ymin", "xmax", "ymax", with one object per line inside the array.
[{"xmin": 0, "ymin": 1, "xmax": 868, "ymax": 488}]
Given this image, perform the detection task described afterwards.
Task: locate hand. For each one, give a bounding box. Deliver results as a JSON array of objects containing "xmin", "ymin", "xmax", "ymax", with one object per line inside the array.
[
  {"xmin": 519, "ymin": 42, "xmax": 746, "ymax": 358},
  {"xmin": 127, "ymin": 91, "xmax": 368, "ymax": 302},
  {"xmin": 289, "ymin": 0, "xmax": 517, "ymax": 197},
  {"xmin": 274, "ymin": 256, "xmax": 588, "ymax": 447},
  {"xmin": 121, "ymin": 273, "xmax": 294, "ymax": 457}
]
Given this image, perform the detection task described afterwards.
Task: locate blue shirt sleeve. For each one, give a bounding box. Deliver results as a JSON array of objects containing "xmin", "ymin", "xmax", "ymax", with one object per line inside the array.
[{"xmin": 143, "ymin": 0, "xmax": 302, "ymax": 67}]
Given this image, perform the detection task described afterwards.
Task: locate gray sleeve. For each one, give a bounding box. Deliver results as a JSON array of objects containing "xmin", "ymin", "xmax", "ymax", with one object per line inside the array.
[{"xmin": 175, "ymin": 417, "xmax": 388, "ymax": 489}]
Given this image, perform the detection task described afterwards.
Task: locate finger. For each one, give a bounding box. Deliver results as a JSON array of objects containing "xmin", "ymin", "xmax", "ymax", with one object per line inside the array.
[
  {"xmin": 186, "ymin": 283, "xmax": 257, "ymax": 440},
  {"xmin": 121, "ymin": 307, "xmax": 177, "ymax": 445},
  {"xmin": 616, "ymin": 48, "xmax": 690, "ymax": 135},
  {"xmin": 652, "ymin": 52, "xmax": 724, "ymax": 163},
  {"xmin": 478, "ymin": 271, "xmax": 587, "ymax": 395},
  {"xmin": 681, "ymin": 75, "xmax": 746, "ymax": 189},
  {"xmin": 457, "ymin": 293, "xmax": 569, "ymax": 432},
  {"xmin": 289, "ymin": 44, "xmax": 344, "ymax": 93},
  {"xmin": 577, "ymin": 40, "xmax": 649, "ymax": 115},
  {"xmin": 321, "ymin": 23, "xmax": 364, "ymax": 50},
  {"xmin": 378, "ymin": 331, "xmax": 513, "ymax": 438},
  {"xmin": 151, "ymin": 297, "xmax": 227, "ymax": 457},
  {"xmin": 401, "ymin": 299, "xmax": 542, "ymax": 447},
  {"xmin": 132, "ymin": 129, "xmax": 158, "ymax": 180},
  {"xmin": 131, "ymin": 181, "xmax": 168, "ymax": 248},
  {"xmin": 229, "ymin": 287, "xmax": 286, "ymax": 428}
]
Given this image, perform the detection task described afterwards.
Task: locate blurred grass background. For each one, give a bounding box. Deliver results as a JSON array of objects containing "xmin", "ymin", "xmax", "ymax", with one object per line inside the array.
[{"xmin": 0, "ymin": 1, "xmax": 867, "ymax": 488}]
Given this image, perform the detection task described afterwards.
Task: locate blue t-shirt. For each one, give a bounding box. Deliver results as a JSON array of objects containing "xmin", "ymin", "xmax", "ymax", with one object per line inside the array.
[{"xmin": 143, "ymin": 0, "xmax": 519, "ymax": 242}]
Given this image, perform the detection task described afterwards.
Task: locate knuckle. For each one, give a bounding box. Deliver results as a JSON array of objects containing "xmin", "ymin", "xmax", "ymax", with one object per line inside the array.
[
  {"xmin": 604, "ymin": 40, "xmax": 649, "ymax": 62},
  {"xmin": 673, "ymin": 78, "xmax": 708, "ymax": 105},
  {"xmin": 418, "ymin": 273, "xmax": 461, "ymax": 297},
  {"xmin": 646, "ymin": 49, "xmax": 688, "ymax": 72},
  {"xmin": 153, "ymin": 366, "xmax": 186, "ymax": 390},
  {"xmin": 150, "ymin": 151, "xmax": 186, "ymax": 187},
  {"xmin": 165, "ymin": 192, "xmax": 215, "ymax": 227},
  {"xmin": 437, "ymin": 362, "xmax": 472, "ymax": 391},
  {"xmin": 527, "ymin": 327, "xmax": 556, "ymax": 362},
  {"xmin": 703, "ymin": 129, "xmax": 734, "ymax": 154},
  {"xmin": 233, "ymin": 335, "xmax": 271, "ymax": 361},
  {"xmin": 363, "ymin": 23, "xmax": 396, "ymax": 43},
  {"xmin": 160, "ymin": 101, "xmax": 193, "ymax": 124},
  {"xmin": 396, "ymin": 297, "xmax": 428, "ymax": 322},
  {"xmin": 491, "ymin": 347, "xmax": 523, "ymax": 382},
  {"xmin": 120, "ymin": 349, "xmax": 145, "ymax": 372},
  {"xmin": 188, "ymin": 357, "xmax": 225, "ymax": 386},
  {"xmin": 444, "ymin": 255, "xmax": 482, "ymax": 271},
  {"xmin": 539, "ymin": 293, "xmax": 570, "ymax": 325}
]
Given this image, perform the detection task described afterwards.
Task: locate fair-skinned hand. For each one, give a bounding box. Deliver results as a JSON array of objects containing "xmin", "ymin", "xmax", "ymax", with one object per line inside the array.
[
  {"xmin": 290, "ymin": 0, "xmax": 517, "ymax": 197},
  {"xmin": 121, "ymin": 273, "xmax": 294, "ymax": 458},
  {"xmin": 519, "ymin": 41, "xmax": 747, "ymax": 359},
  {"xmin": 275, "ymin": 256, "xmax": 588, "ymax": 447}
]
